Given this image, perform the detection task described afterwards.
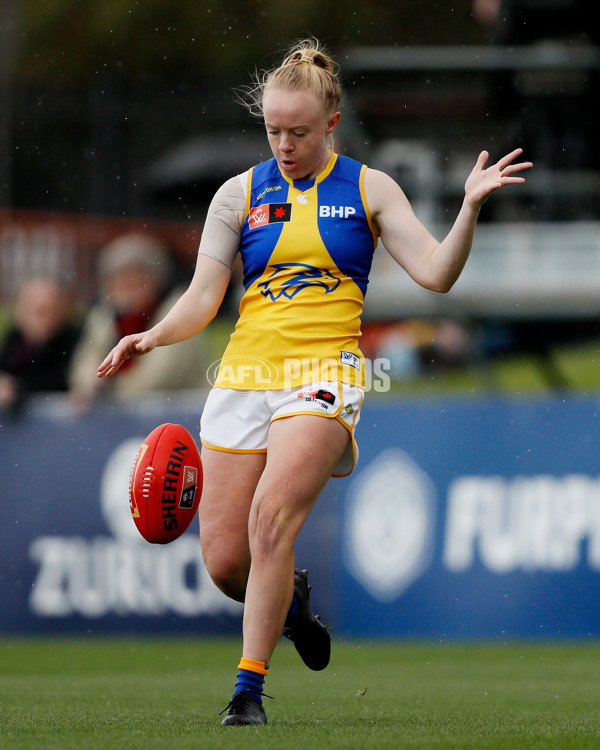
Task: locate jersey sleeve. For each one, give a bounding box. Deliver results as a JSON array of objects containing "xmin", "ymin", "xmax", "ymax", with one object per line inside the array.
[{"xmin": 197, "ymin": 175, "xmax": 246, "ymax": 269}]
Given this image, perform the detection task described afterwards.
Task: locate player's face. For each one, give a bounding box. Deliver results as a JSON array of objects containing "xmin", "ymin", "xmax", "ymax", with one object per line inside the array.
[{"xmin": 263, "ymin": 88, "xmax": 340, "ymax": 181}]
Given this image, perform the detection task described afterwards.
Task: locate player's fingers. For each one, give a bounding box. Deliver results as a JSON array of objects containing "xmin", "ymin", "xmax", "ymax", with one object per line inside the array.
[
  {"xmin": 475, "ymin": 150, "xmax": 490, "ymax": 170},
  {"xmin": 97, "ymin": 354, "xmax": 114, "ymax": 377},
  {"xmin": 97, "ymin": 340, "xmax": 131, "ymax": 377},
  {"xmin": 496, "ymin": 148, "xmax": 525, "ymax": 170},
  {"xmin": 97, "ymin": 355, "xmax": 123, "ymax": 378},
  {"xmin": 98, "ymin": 332, "xmax": 154, "ymax": 378},
  {"xmin": 502, "ymin": 160, "xmax": 533, "ymax": 175}
]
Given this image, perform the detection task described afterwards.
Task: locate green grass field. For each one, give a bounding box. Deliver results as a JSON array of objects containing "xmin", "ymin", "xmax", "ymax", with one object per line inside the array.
[{"xmin": 2, "ymin": 638, "xmax": 600, "ymax": 749}]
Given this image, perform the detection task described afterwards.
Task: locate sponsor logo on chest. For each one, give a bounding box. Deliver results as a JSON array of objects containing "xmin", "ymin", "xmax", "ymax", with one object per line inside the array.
[
  {"xmin": 319, "ymin": 205, "xmax": 356, "ymax": 218},
  {"xmin": 249, "ymin": 202, "xmax": 292, "ymax": 229}
]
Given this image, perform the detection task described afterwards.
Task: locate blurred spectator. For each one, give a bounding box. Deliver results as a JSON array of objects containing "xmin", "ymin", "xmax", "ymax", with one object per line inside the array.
[
  {"xmin": 0, "ymin": 277, "xmax": 81, "ymax": 413},
  {"xmin": 362, "ymin": 319, "xmax": 472, "ymax": 380},
  {"xmin": 69, "ymin": 232, "xmax": 210, "ymax": 407}
]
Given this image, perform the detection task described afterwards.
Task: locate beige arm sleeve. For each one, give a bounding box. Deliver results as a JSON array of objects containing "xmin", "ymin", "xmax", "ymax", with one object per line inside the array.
[{"xmin": 198, "ymin": 175, "xmax": 246, "ymax": 269}]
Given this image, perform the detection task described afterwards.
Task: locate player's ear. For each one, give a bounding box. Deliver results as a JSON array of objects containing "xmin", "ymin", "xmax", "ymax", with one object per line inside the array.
[{"xmin": 326, "ymin": 111, "xmax": 341, "ymax": 135}]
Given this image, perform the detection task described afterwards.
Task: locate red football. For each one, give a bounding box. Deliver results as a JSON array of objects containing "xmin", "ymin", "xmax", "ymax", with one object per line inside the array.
[{"xmin": 129, "ymin": 423, "xmax": 203, "ymax": 544}]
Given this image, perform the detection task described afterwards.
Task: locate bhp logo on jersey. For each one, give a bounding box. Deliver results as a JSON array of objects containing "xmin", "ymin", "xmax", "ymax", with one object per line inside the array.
[
  {"xmin": 249, "ymin": 203, "xmax": 292, "ymax": 229},
  {"xmin": 319, "ymin": 206, "xmax": 356, "ymax": 219}
]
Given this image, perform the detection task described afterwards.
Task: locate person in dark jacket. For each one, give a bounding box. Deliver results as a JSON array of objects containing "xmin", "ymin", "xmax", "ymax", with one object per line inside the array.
[{"xmin": 0, "ymin": 276, "xmax": 81, "ymax": 412}]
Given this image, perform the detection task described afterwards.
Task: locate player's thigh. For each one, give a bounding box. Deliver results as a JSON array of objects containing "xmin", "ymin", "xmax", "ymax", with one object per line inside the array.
[
  {"xmin": 251, "ymin": 415, "xmax": 350, "ymax": 540},
  {"xmin": 199, "ymin": 446, "xmax": 266, "ymax": 563}
]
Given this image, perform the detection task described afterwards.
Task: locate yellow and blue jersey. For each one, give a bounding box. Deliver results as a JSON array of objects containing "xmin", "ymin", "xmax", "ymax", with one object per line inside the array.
[{"xmin": 215, "ymin": 152, "xmax": 378, "ymax": 390}]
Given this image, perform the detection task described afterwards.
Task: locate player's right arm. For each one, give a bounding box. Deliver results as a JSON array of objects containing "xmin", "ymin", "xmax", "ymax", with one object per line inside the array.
[
  {"xmin": 97, "ymin": 254, "xmax": 231, "ymax": 378},
  {"xmin": 98, "ymin": 176, "xmax": 245, "ymax": 379}
]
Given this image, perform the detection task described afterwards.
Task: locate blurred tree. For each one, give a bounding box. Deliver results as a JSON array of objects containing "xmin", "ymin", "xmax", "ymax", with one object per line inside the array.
[
  {"xmin": 7, "ymin": 0, "xmax": 482, "ymax": 218},
  {"xmin": 0, "ymin": 0, "xmax": 21, "ymax": 205},
  {"xmin": 16, "ymin": 0, "xmax": 481, "ymax": 88}
]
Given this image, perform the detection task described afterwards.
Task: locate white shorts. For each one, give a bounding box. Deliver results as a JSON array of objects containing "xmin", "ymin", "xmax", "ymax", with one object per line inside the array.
[{"xmin": 200, "ymin": 381, "xmax": 363, "ymax": 477}]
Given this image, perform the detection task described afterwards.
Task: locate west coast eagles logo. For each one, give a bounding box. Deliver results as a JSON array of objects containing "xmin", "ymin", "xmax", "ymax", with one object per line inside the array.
[{"xmin": 258, "ymin": 262, "xmax": 341, "ymax": 301}]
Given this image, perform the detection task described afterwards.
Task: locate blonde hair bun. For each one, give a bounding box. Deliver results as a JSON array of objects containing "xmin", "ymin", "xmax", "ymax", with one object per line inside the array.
[
  {"xmin": 240, "ymin": 38, "xmax": 342, "ymax": 118},
  {"xmin": 282, "ymin": 39, "xmax": 339, "ymax": 72}
]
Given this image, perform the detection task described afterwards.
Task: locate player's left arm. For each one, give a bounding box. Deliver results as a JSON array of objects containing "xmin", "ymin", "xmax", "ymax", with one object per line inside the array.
[{"xmin": 366, "ymin": 148, "xmax": 532, "ymax": 293}]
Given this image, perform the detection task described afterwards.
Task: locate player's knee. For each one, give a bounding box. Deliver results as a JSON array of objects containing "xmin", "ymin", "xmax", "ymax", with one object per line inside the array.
[
  {"xmin": 202, "ymin": 542, "xmax": 249, "ymax": 602},
  {"xmin": 250, "ymin": 495, "xmax": 299, "ymax": 559}
]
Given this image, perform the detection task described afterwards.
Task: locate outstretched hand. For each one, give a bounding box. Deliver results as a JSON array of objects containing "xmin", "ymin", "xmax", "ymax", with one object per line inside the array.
[
  {"xmin": 97, "ymin": 330, "xmax": 158, "ymax": 379},
  {"xmin": 465, "ymin": 148, "xmax": 533, "ymax": 210}
]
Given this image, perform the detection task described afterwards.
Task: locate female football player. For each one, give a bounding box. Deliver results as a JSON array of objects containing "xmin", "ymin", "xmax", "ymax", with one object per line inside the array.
[{"xmin": 98, "ymin": 38, "xmax": 532, "ymax": 726}]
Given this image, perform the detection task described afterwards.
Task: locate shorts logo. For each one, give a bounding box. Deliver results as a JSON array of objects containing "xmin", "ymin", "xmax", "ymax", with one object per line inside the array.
[
  {"xmin": 258, "ymin": 262, "xmax": 341, "ymax": 301},
  {"xmin": 340, "ymin": 351, "xmax": 360, "ymax": 370},
  {"xmin": 249, "ymin": 203, "xmax": 292, "ymax": 229},
  {"xmin": 297, "ymin": 388, "xmax": 336, "ymax": 409},
  {"xmin": 179, "ymin": 466, "xmax": 198, "ymax": 510}
]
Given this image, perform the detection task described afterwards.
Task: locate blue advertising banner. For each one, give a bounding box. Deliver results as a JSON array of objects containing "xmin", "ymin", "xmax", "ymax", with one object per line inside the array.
[
  {"xmin": 336, "ymin": 396, "xmax": 600, "ymax": 639},
  {"xmin": 1, "ymin": 394, "xmax": 600, "ymax": 638},
  {"xmin": 0, "ymin": 395, "xmax": 243, "ymax": 635}
]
